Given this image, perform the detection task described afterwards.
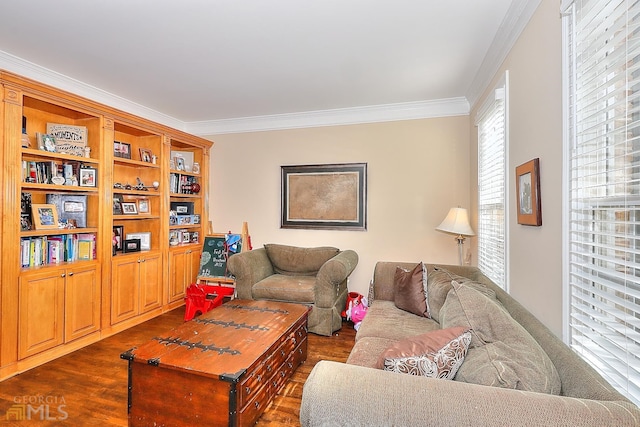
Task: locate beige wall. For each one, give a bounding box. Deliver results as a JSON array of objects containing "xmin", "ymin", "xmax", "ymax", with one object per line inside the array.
[
  {"xmin": 206, "ymin": 116, "xmax": 471, "ymax": 296},
  {"xmin": 470, "ymin": 0, "xmax": 563, "ymax": 336},
  {"xmin": 204, "ymin": 1, "xmax": 564, "ymax": 337}
]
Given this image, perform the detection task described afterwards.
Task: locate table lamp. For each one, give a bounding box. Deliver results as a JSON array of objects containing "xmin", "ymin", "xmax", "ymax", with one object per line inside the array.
[{"xmin": 436, "ymin": 207, "xmax": 475, "ymax": 265}]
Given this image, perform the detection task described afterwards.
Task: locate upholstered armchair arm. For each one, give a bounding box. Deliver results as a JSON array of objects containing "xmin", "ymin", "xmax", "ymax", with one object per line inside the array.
[
  {"xmin": 315, "ymin": 250, "xmax": 359, "ymax": 308},
  {"xmin": 227, "ymin": 248, "xmax": 275, "ymax": 300},
  {"xmin": 301, "ymin": 361, "xmax": 640, "ymax": 427}
]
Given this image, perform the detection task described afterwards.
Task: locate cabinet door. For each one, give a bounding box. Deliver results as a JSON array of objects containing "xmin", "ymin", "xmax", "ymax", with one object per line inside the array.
[
  {"xmin": 168, "ymin": 248, "xmax": 188, "ymax": 303},
  {"xmin": 65, "ymin": 264, "xmax": 101, "ymax": 342},
  {"xmin": 139, "ymin": 253, "xmax": 162, "ymax": 313},
  {"xmin": 19, "ymin": 269, "xmax": 65, "ymax": 359},
  {"xmin": 189, "ymin": 248, "xmax": 202, "ymax": 284},
  {"xmin": 111, "ymin": 256, "xmax": 140, "ymax": 325}
]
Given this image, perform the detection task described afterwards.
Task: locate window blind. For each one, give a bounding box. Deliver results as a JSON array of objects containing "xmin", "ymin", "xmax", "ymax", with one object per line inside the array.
[
  {"xmin": 564, "ymin": 0, "xmax": 640, "ymax": 405},
  {"xmin": 477, "ymin": 77, "xmax": 507, "ymax": 289}
]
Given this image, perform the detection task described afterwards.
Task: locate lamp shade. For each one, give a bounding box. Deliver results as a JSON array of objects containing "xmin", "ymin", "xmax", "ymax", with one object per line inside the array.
[{"xmin": 436, "ymin": 207, "xmax": 475, "ymax": 236}]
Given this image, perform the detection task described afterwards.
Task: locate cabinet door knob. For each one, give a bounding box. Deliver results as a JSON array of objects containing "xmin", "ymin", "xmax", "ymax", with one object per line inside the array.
[
  {"xmin": 61, "ymin": 273, "xmax": 66, "ymax": 278},
  {"xmin": 68, "ymin": 272, "xmax": 74, "ymax": 276}
]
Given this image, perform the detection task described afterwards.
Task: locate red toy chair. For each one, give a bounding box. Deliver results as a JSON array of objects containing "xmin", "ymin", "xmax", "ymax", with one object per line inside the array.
[{"xmin": 184, "ymin": 283, "xmax": 235, "ymax": 321}]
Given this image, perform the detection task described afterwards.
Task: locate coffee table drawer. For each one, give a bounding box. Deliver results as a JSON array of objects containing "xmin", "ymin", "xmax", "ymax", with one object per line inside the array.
[{"xmin": 238, "ymin": 378, "xmax": 272, "ymax": 427}]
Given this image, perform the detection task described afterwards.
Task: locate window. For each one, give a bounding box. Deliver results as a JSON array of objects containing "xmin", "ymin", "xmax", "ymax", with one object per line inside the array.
[
  {"xmin": 563, "ymin": 0, "xmax": 640, "ymax": 405},
  {"xmin": 476, "ymin": 73, "xmax": 508, "ymax": 289}
]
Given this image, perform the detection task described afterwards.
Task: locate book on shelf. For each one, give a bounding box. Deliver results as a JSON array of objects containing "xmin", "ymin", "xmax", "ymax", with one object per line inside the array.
[{"xmin": 169, "ymin": 173, "xmax": 198, "ymax": 194}]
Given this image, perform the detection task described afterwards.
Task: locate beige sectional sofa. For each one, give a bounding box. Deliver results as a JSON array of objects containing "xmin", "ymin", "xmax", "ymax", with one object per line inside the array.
[{"xmin": 300, "ymin": 262, "xmax": 640, "ymax": 427}]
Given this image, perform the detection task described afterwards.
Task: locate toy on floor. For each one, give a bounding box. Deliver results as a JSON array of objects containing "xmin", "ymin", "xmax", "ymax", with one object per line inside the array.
[{"xmin": 342, "ymin": 292, "xmax": 368, "ymax": 331}]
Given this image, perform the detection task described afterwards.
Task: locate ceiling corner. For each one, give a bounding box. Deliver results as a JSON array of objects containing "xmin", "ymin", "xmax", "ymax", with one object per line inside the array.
[{"xmin": 466, "ymin": 0, "xmax": 542, "ymax": 109}]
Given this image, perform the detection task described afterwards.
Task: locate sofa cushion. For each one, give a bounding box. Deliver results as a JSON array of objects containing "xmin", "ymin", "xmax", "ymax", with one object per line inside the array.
[
  {"xmin": 252, "ymin": 274, "xmax": 315, "ymax": 303},
  {"xmin": 427, "ymin": 267, "xmax": 498, "ymax": 323},
  {"xmin": 376, "ymin": 326, "xmax": 472, "ymax": 379},
  {"xmin": 355, "ymin": 300, "xmax": 440, "ymax": 341},
  {"xmin": 440, "ymin": 281, "xmax": 561, "ymax": 394},
  {"xmin": 393, "ymin": 262, "xmax": 430, "ymax": 317},
  {"xmin": 347, "ymin": 336, "xmax": 398, "ymax": 368},
  {"xmin": 264, "ymin": 244, "xmax": 339, "ymax": 275}
]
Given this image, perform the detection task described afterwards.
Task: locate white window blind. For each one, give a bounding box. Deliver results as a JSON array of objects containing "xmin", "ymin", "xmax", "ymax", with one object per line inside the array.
[
  {"xmin": 564, "ymin": 0, "xmax": 640, "ymax": 405},
  {"xmin": 477, "ymin": 75, "xmax": 508, "ymax": 289}
]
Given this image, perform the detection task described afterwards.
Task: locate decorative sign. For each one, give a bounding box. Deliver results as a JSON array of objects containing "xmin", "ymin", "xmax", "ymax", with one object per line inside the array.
[{"xmin": 47, "ymin": 123, "xmax": 87, "ymax": 156}]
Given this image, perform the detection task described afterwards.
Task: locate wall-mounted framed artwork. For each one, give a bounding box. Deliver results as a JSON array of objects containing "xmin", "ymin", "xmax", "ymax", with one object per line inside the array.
[
  {"xmin": 281, "ymin": 163, "xmax": 367, "ymax": 231},
  {"xmin": 516, "ymin": 158, "xmax": 542, "ymax": 226}
]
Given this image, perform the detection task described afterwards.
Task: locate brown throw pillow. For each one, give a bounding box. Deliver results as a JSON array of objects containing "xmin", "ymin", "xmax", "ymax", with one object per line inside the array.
[
  {"xmin": 377, "ymin": 326, "xmax": 472, "ymax": 379},
  {"xmin": 394, "ymin": 262, "xmax": 429, "ymax": 317}
]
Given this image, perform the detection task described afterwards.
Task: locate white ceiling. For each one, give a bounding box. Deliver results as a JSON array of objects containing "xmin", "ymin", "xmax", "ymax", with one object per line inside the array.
[{"xmin": 0, "ymin": 1, "xmax": 539, "ymax": 134}]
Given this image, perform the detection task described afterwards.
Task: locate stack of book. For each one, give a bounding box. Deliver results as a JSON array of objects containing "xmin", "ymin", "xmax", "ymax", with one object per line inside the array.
[{"xmin": 20, "ymin": 233, "xmax": 96, "ymax": 267}]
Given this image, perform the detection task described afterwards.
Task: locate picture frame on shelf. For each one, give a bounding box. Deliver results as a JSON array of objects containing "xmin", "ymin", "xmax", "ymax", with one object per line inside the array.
[
  {"xmin": 113, "ymin": 194, "xmax": 124, "ymax": 215},
  {"xmin": 516, "ymin": 158, "xmax": 542, "ymax": 226},
  {"xmin": 79, "ymin": 167, "xmax": 97, "ymax": 187},
  {"xmin": 114, "ymin": 141, "xmax": 122, "ymax": 158},
  {"xmin": 31, "ymin": 204, "xmax": 59, "ymax": 230},
  {"xmin": 36, "ymin": 132, "xmax": 57, "ymax": 153},
  {"xmin": 137, "ymin": 198, "xmax": 150, "ymax": 214},
  {"xmin": 181, "ymin": 230, "xmax": 190, "ymax": 243},
  {"xmin": 126, "ymin": 232, "xmax": 151, "ymax": 251},
  {"xmin": 175, "ymin": 156, "xmax": 185, "ymax": 171},
  {"xmin": 120, "ymin": 142, "xmax": 132, "ymax": 159},
  {"xmin": 192, "ymin": 162, "xmax": 200, "ymax": 174},
  {"xmin": 123, "ymin": 238, "xmax": 141, "ymax": 253},
  {"xmin": 121, "ymin": 202, "xmax": 138, "ymax": 215},
  {"xmin": 191, "ymin": 231, "xmax": 199, "ymax": 243},
  {"xmin": 139, "ymin": 148, "xmax": 153, "ymax": 163},
  {"xmin": 169, "ymin": 159, "xmax": 176, "ymax": 170},
  {"xmin": 21, "ymin": 214, "xmax": 32, "ymax": 231},
  {"xmin": 113, "ymin": 225, "xmax": 124, "ymax": 251}
]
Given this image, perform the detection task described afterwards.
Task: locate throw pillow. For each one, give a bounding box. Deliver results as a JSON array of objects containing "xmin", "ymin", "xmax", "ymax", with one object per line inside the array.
[
  {"xmin": 440, "ymin": 281, "xmax": 561, "ymax": 394},
  {"xmin": 264, "ymin": 244, "xmax": 339, "ymax": 275},
  {"xmin": 377, "ymin": 326, "xmax": 472, "ymax": 379},
  {"xmin": 427, "ymin": 267, "xmax": 499, "ymax": 323},
  {"xmin": 393, "ymin": 262, "xmax": 429, "ymax": 317}
]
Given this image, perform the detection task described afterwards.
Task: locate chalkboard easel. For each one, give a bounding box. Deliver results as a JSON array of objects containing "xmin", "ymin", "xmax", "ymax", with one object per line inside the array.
[{"xmin": 196, "ymin": 222, "xmax": 249, "ymax": 284}]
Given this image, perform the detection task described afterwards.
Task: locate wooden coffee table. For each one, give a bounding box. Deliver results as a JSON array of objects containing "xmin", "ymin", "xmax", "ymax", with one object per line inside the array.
[{"xmin": 121, "ymin": 299, "xmax": 309, "ymax": 426}]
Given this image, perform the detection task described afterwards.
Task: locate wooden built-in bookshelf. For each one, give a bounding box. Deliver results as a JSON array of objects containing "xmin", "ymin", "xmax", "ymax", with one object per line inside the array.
[{"xmin": 0, "ymin": 70, "xmax": 212, "ymax": 381}]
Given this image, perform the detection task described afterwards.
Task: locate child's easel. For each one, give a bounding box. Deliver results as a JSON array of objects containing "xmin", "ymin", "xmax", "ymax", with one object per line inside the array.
[
  {"xmin": 195, "ymin": 221, "xmax": 251, "ymax": 289},
  {"xmin": 184, "ymin": 222, "xmax": 251, "ymax": 321}
]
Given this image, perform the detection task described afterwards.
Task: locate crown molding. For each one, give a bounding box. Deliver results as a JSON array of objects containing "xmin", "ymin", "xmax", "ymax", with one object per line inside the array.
[
  {"xmin": 466, "ymin": 0, "xmax": 542, "ymax": 109},
  {"xmin": 0, "ymin": 50, "xmax": 185, "ymax": 131},
  {"xmin": 185, "ymin": 98, "xmax": 470, "ymax": 136},
  {"xmin": 1, "ymin": 50, "xmax": 469, "ymax": 136}
]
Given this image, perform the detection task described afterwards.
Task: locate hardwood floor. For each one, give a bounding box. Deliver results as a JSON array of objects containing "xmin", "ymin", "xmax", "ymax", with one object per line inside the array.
[{"xmin": 0, "ymin": 307, "xmax": 356, "ymax": 426}]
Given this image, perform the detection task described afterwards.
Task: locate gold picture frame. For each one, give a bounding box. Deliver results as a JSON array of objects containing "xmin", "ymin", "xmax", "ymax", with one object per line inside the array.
[
  {"xmin": 516, "ymin": 158, "xmax": 542, "ymax": 226},
  {"xmin": 32, "ymin": 204, "xmax": 59, "ymax": 229},
  {"xmin": 281, "ymin": 163, "xmax": 367, "ymax": 230}
]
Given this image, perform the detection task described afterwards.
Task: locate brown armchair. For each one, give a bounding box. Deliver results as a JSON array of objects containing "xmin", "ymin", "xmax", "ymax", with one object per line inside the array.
[{"xmin": 227, "ymin": 244, "xmax": 359, "ymax": 336}]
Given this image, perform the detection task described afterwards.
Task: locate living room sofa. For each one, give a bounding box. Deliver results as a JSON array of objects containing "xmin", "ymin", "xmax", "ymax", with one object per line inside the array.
[
  {"xmin": 227, "ymin": 244, "xmax": 358, "ymax": 336},
  {"xmin": 300, "ymin": 262, "xmax": 640, "ymax": 426}
]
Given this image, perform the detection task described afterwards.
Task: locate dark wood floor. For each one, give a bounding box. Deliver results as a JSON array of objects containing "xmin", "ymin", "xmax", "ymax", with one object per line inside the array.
[{"xmin": 0, "ymin": 307, "xmax": 356, "ymax": 426}]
